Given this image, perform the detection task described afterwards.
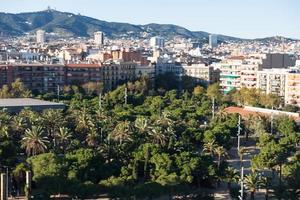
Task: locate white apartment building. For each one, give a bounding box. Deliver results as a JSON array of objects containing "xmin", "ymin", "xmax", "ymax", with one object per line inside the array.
[
  {"xmin": 135, "ymin": 64, "xmax": 155, "ymax": 80},
  {"xmin": 217, "ymin": 58, "xmax": 244, "ymax": 93},
  {"xmin": 257, "ymin": 69, "xmax": 289, "ymax": 97},
  {"xmin": 150, "ymin": 37, "xmax": 165, "ymax": 49},
  {"xmin": 94, "ymin": 31, "xmax": 104, "ymax": 46},
  {"xmin": 155, "ymin": 61, "xmax": 183, "ymax": 77},
  {"xmin": 36, "ymin": 30, "xmax": 45, "ymax": 44}
]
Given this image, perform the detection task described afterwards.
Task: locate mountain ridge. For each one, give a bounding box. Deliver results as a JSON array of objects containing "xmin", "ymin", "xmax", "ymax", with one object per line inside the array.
[{"xmin": 0, "ymin": 9, "xmax": 298, "ymax": 42}]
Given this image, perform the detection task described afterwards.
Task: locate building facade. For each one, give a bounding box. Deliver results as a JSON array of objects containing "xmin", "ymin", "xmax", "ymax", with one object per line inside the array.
[
  {"xmin": 285, "ymin": 71, "xmax": 300, "ymax": 106},
  {"xmin": 209, "ymin": 34, "xmax": 218, "ymax": 48},
  {"xmin": 218, "ymin": 59, "xmax": 243, "ymax": 93},
  {"xmin": 36, "ymin": 30, "xmax": 45, "ymax": 44},
  {"xmin": 257, "ymin": 69, "xmax": 288, "ymax": 97},
  {"xmin": 94, "ymin": 31, "xmax": 104, "ymax": 46},
  {"xmin": 150, "ymin": 37, "xmax": 165, "ymax": 49},
  {"xmin": 182, "ymin": 64, "xmax": 219, "ymax": 85}
]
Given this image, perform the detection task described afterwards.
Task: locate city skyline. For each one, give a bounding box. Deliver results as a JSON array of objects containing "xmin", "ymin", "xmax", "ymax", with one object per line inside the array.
[{"xmin": 1, "ymin": 0, "xmax": 299, "ymax": 39}]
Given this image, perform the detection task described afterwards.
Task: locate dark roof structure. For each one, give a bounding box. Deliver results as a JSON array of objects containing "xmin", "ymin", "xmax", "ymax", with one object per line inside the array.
[{"xmin": 0, "ymin": 98, "xmax": 65, "ymax": 112}]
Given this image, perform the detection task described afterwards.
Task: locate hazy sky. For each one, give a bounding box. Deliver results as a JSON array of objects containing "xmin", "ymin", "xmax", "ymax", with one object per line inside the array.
[{"xmin": 1, "ymin": 0, "xmax": 299, "ymax": 39}]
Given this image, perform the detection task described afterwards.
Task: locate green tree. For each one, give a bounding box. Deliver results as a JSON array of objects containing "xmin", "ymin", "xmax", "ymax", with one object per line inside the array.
[
  {"xmin": 224, "ymin": 167, "xmax": 239, "ymax": 190},
  {"xmin": 215, "ymin": 145, "xmax": 228, "ymax": 169},
  {"xmin": 244, "ymin": 172, "xmax": 262, "ymax": 200},
  {"xmin": 206, "ymin": 83, "xmax": 221, "ymax": 101},
  {"xmin": 55, "ymin": 127, "xmax": 72, "ymax": 153},
  {"xmin": 203, "ymin": 140, "xmax": 218, "ymax": 156},
  {"xmin": 193, "ymin": 85, "xmax": 205, "ymax": 96},
  {"xmin": 21, "ymin": 126, "xmax": 49, "ymax": 156},
  {"xmin": 110, "ymin": 121, "xmax": 132, "ymax": 145}
]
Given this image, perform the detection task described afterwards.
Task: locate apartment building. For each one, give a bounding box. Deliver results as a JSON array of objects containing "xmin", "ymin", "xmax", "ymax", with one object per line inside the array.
[
  {"xmin": 240, "ymin": 64, "xmax": 260, "ymax": 88},
  {"xmin": 0, "ymin": 61, "xmax": 136, "ymax": 93},
  {"xmin": 4, "ymin": 64, "xmax": 65, "ymax": 93},
  {"xmin": 66, "ymin": 61, "xmax": 136, "ymax": 91},
  {"xmin": 155, "ymin": 61, "xmax": 183, "ymax": 77},
  {"xmin": 65, "ymin": 64, "xmax": 102, "ymax": 85},
  {"xmin": 182, "ymin": 63, "xmax": 219, "ymax": 85},
  {"xmin": 217, "ymin": 58, "xmax": 244, "ymax": 93},
  {"xmin": 0, "ymin": 65, "xmax": 8, "ymax": 87},
  {"xmin": 285, "ymin": 71, "xmax": 300, "ymax": 106},
  {"xmin": 102, "ymin": 61, "xmax": 136, "ymax": 91},
  {"xmin": 257, "ymin": 69, "xmax": 288, "ymax": 97}
]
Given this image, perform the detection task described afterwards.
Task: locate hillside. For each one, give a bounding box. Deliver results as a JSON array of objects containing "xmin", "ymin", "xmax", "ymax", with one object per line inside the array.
[
  {"xmin": 0, "ymin": 9, "xmax": 238, "ymax": 41},
  {"xmin": 0, "ymin": 9, "xmax": 297, "ymax": 42}
]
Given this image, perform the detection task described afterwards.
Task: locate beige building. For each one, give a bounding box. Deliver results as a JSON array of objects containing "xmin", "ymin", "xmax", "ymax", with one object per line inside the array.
[
  {"xmin": 182, "ymin": 64, "xmax": 219, "ymax": 85},
  {"xmin": 240, "ymin": 64, "xmax": 260, "ymax": 88},
  {"xmin": 285, "ymin": 72, "xmax": 300, "ymax": 106},
  {"xmin": 102, "ymin": 60, "xmax": 136, "ymax": 91}
]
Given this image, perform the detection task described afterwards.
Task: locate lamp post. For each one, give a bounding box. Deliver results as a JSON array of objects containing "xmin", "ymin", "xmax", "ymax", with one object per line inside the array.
[{"xmin": 237, "ymin": 115, "xmax": 241, "ymax": 151}]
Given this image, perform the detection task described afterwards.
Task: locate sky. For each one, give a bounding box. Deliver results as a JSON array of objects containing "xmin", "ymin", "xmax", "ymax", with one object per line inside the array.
[{"xmin": 1, "ymin": 0, "xmax": 299, "ymax": 39}]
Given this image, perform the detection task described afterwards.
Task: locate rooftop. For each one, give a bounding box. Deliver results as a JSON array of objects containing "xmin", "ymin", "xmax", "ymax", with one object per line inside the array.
[
  {"xmin": 0, "ymin": 98, "xmax": 64, "ymax": 107},
  {"xmin": 224, "ymin": 106, "xmax": 300, "ymax": 122}
]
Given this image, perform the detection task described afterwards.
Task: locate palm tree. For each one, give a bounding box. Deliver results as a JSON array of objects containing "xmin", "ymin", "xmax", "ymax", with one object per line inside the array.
[
  {"xmin": 11, "ymin": 115, "xmax": 26, "ymax": 136},
  {"xmin": 260, "ymin": 176, "xmax": 271, "ymax": 200},
  {"xmin": 225, "ymin": 167, "xmax": 239, "ymax": 190},
  {"xmin": 0, "ymin": 109, "xmax": 11, "ymax": 138},
  {"xmin": 165, "ymin": 126, "xmax": 176, "ymax": 149},
  {"xmin": 134, "ymin": 117, "xmax": 150, "ymax": 135},
  {"xmin": 244, "ymin": 172, "xmax": 262, "ymax": 200},
  {"xmin": 0, "ymin": 124, "xmax": 9, "ymax": 138},
  {"xmin": 149, "ymin": 126, "xmax": 166, "ymax": 147},
  {"xmin": 75, "ymin": 108, "xmax": 94, "ymax": 134},
  {"xmin": 21, "ymin": 126, "xmax": 49, "ymax": 156},
  {"xmin": 215, "ymin": 145, "xmax": 228, "ymax": 169},
  {"xmin": 86, "ymin": 128, "xmax": 99, "ymax": 148},
  {"xmin": 42, "ymin": 109, "xmax": 65, "ymax": 138},
  {"xmin": 203, "ymin": 140, "xmax": 218, "ymax": 156},
  {"xmin": 156, "ymin": 111, "xmax": 173, "ymax": 128},
  {"xmin": 110, "ymin": 121, "xmax": 132, "ymax": 145},
  {"xmin": 18, "ymin": 108, "xmax": 41, "ymax": 128},
  {"xmin": 55, "ymin": 127, "xmax": 72, "ymax": 153}
]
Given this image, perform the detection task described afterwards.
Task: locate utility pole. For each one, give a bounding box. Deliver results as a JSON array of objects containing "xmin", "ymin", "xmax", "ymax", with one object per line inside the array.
[
  {"xmin": 239, "ymin": 167, "xmax": 244, "ymax": 200},
  {"xmin": 212, "ymin": 97, "xmax": 215, "ymax": 119},
  {"xmin": 237, "ymin": 115, "xmax": 241, "ymax": 151},
  {"xmin": 124, "ymin": 87, "xmax": 128, "ymax": 106}
]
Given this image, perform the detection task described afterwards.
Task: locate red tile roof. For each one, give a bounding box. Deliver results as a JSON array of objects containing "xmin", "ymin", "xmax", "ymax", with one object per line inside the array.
[{"xmin": 224, "ymin": 106, "xmax": 300, "ymax": 122}]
